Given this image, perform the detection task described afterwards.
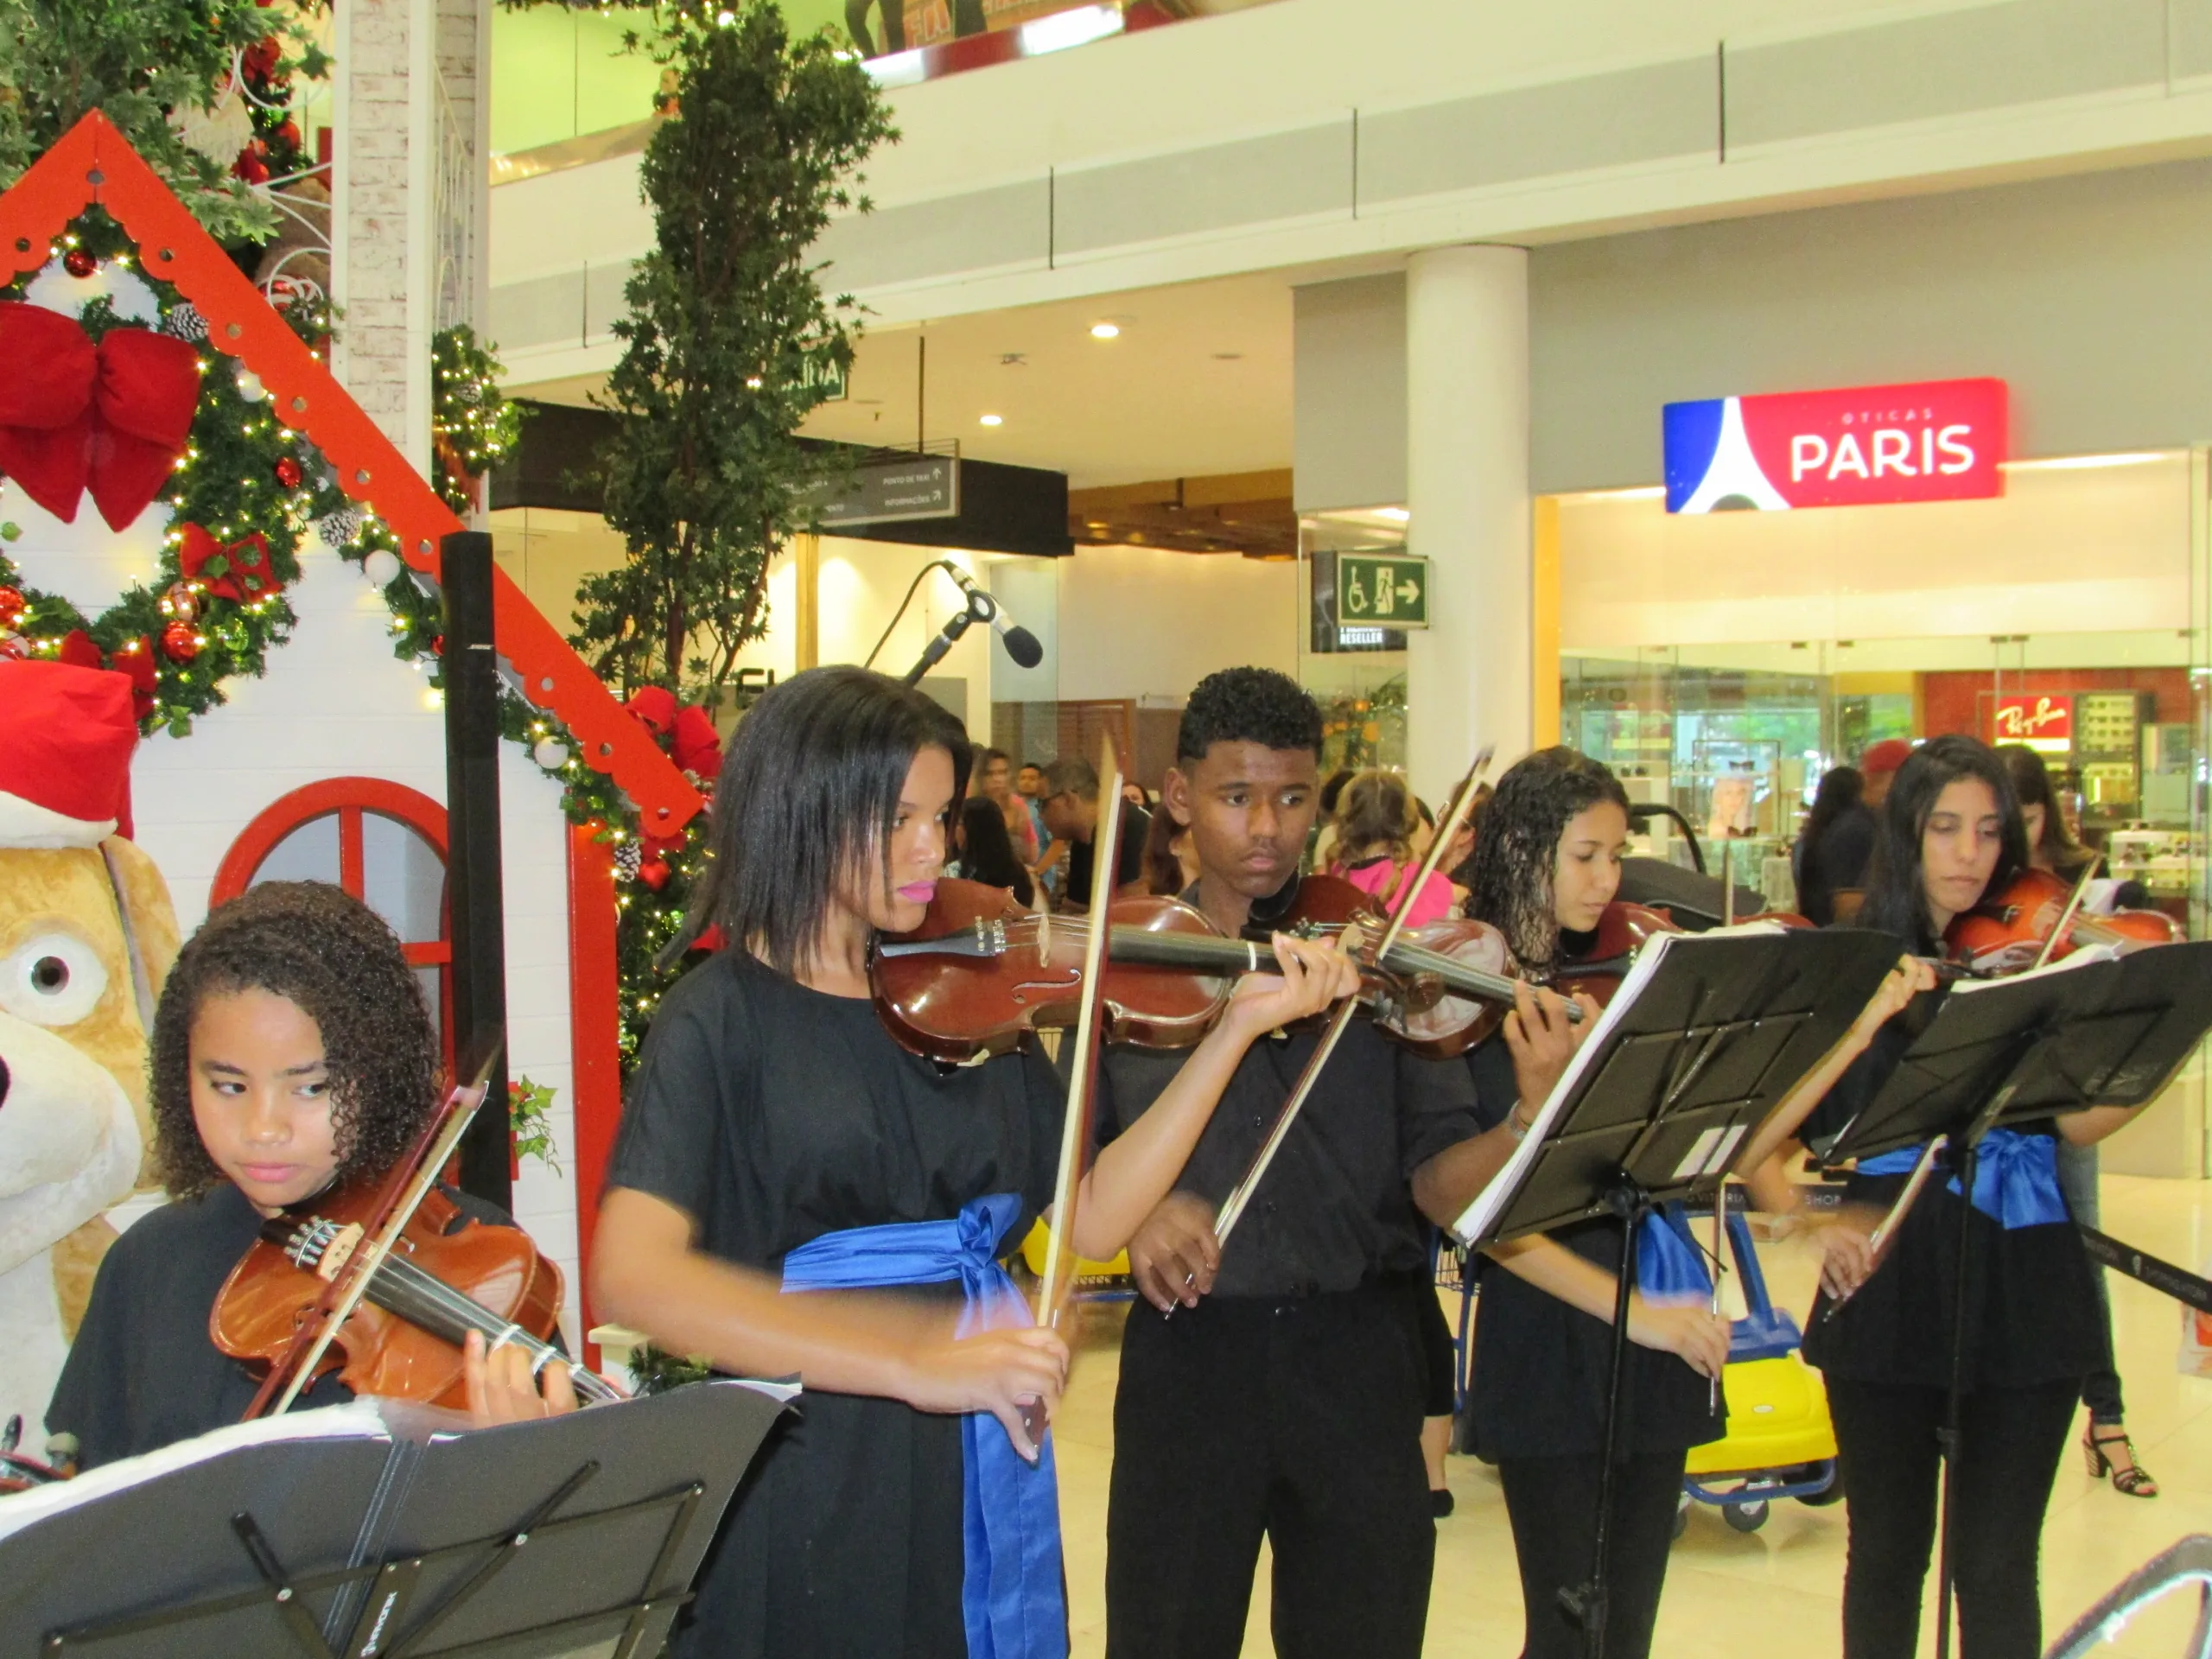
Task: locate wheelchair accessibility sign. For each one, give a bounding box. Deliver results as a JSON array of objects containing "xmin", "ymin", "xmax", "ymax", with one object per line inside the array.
[{"xmin": 1336, "ymin": 555, "xmax": 1429, "ymax": 628}]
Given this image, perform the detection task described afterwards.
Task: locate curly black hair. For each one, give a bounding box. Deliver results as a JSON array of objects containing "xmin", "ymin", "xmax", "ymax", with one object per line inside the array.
[
  {"xmin": 1176, "ymin": 666, "xmax": 1321, "ymax": 762},
  {"xmin": 149, "ymin": 881, "xmax": 440, "ymax": 1199},
  {"xmin": 1465, "ymin": 747, "xmax": 1630, "ymax": 972}
]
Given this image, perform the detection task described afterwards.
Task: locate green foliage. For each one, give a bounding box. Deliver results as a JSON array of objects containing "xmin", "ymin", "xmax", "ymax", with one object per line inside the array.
[
  {"xmin": 580, "ymin": 1, "xmax": 893, "ymax": 702},
  {"xmin": 0, "ymin": 0, "xmax": 324, "ymax": 245},
  {"xmin": 431, "ymin": 325, "xmax": 528, "ymax": 515},
  {"xmin": 509, "ymin": 1076, "xmax": 562, "ymax": 1172},
  {"xmin": 626, "ymin": 1342, "xmax": 713, "ymax": 1395}
]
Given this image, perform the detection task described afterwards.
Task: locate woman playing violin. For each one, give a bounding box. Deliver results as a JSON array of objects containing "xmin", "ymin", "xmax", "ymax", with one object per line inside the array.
[
  {"xmin": 1742, "ymin": 734, "xmax": 2145, "ymax": 1658},
  {"xmin": 588, "ymin": 665, "xmax": 1352, "ymax": 1659},
  {"xmin": 1459, "ymin": 747, "xmax": 1726, "ymax": 1659},
  {"xmin": 47, "ymin": 881, "xmax": 575, "ymax": 1473},
  {"xmin": 1997, "ymin": 742, "xmax": 2158, "ymax": 1499}
]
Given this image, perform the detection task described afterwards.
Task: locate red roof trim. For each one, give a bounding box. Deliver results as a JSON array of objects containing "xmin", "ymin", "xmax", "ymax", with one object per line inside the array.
[{"xmin": 0, "ymin": 113, "xmax": 702, "ymax": 835}]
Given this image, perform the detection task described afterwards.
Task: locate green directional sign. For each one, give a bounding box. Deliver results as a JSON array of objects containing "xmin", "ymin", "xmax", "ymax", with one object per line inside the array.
[{"xmin": 1335, "ymin": 554, "xmax": 1429, "ymax": 628}]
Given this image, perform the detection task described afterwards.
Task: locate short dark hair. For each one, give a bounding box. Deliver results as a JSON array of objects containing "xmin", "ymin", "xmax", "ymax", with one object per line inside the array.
[
  {"xmin": 1466, "ymin": 747, "xmax": 1630, "ymax": 969},
  {"xmin": 1861, "ymin": 734, "xmax": 2027, "ymax": 952},
  {"xmin": 1176, "ymin": 666, "xmax": 1321, "ymax": 762},
  {"xmin": 979, "ymin": 747, "xmax": 1012, "ymax": 769},
  {"xmin": 150, "ymin": 882, "xmax": 439, "ymax": 1200},
  {"xmin": 1042, "ymin": 756, "xmax": 1098, "ymax": 800},
  {"xmin": 690, "ymin": 665, "xmax": 969, "ymax": 975}
]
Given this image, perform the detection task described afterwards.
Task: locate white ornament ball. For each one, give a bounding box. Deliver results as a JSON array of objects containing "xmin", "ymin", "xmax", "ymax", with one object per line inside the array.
[
  {"xmin": 362, "ymin": 549, "xmax": 403, "ymax": 588},
  {"xmin": 533, "ymin": 737, "xmax": 572, "ymax": 770},
  {"xmin": 234, "ymin": 367, "xmax": 266, "ymax": 404}
]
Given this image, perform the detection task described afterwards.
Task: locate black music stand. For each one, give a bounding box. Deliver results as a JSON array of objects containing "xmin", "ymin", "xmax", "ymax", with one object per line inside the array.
[
  {"xmin": 0, "ymin": 1379, "xmax": 790, "ymax": 1658},
  {"xmin": 1451, "ymin": 925, "xmax": 1903, "ymax": 1659},
  {"xmin": 1813, "ymin": 940, "xmax": 2212, "ymax": 1659}
]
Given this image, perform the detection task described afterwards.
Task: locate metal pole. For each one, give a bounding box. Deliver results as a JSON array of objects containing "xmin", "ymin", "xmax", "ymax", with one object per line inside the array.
[{"xmin": 441, "ymin": 530, "xmax": 512, "ymax": 1210}]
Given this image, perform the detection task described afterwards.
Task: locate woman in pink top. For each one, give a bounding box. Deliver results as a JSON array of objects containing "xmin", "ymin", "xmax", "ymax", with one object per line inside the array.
[{"xmin": 1325, "ymin": 769, "xmax": 1458, "ymax": 925}]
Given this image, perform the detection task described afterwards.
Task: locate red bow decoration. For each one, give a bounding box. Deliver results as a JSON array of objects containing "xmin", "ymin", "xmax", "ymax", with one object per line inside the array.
[
  {"xmin": 179, "ymin": 523, "xmax": 278, "ymax": 602},
  {"xmin": 625, "ymin": 686, "xmax": 724, "ymax": 781},
  {"xmin": 0, "ymin": 302, "xmax": 202, "ymax": 531}
]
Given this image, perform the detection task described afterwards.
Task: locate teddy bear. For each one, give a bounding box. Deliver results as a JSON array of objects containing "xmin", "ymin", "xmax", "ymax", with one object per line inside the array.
[{"xmin": 0, "ymin": 660, "xmax": 178, "ymax": 1440}]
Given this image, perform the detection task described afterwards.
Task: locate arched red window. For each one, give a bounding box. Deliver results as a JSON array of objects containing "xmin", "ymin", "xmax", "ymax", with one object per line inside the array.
[{"xmin": 211, "ymin": 779, "xmax": 452, "ymax": 1062}]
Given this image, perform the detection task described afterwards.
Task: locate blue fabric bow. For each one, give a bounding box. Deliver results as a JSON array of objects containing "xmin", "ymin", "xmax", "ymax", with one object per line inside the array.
[
  {"xmin": 781, "ymin": 1193, "xmax": 1066, "ymax": 1659},
  {"xmin": 1856, "ymin": 1127, "xmax": 2068, "ymax": 1230},
  {"xmin": 1637, "ymin": 1202, "xmax": 1715, "ymax": 1306}
]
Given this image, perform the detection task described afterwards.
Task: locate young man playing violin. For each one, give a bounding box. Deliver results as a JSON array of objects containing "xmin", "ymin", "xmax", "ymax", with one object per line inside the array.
[{"xmin": 1097, "ymin": 667, "xmax": 1584, "ymax": 1659}]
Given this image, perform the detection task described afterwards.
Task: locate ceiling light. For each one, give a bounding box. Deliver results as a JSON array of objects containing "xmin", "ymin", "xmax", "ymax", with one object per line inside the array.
[
  {"xmin": 979, "ymin": 413, "xmax": 1003, "ymax": 427},
  {"xmin": 1090, "ymin": 322, "xmax": 1120, "ymax": 340}
]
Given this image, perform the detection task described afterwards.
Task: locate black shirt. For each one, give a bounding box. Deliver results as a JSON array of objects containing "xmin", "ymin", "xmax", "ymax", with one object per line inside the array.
[
  {"xmin": 1097, "ymin": 973, "xmax": 1483, "ymax": 1299},
  {"xmin": 1796, "ymin": 801, "xmax": 1876, "ymax": 926},
  {"xmin": 606, "ymin": 949, "xmax": 1066, "ymax": 1659},
  {"xmin": 1461, "ymin": 1039, "xmax": 1726, "ymax": 1460},
  {"xmin": 47, "ymin": 1180, "xmax": 514, "ymax": 1471},
  {"xmin": 1797, "ymin": 1020, "xmax": 2104, "ymax": 1390},
  {"xmin": 1062, "ymin": 804, "xmax": 1150, "ymax": 906}
]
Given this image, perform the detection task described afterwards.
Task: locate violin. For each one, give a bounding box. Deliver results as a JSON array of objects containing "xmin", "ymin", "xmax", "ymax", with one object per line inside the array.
[
  {"xmin": 1550, "ymin": 901, "xmax": 1685, "ymax": 1007},
  {"xmin": 211, "ymin": 1178, "xmax": 624, "ymax": 1412},
  {"xmin": 872, "ymin": 873, "xmax": 1546, "ymax": 1065},
  {"xmin": 1945, "ymin": 865, "xmax": 2182, "ymax": 976}
]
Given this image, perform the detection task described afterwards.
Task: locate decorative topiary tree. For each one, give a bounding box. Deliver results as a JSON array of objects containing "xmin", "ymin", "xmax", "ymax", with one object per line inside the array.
[{"xmin": 575, "ymin": 1, "xmax": 893, "ymax": 703}]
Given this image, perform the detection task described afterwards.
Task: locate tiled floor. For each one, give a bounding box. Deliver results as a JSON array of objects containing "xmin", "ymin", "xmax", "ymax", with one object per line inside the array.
[{"xmin": 1051, "ymin": 1175, "xmax": 2212, "ymax": 1657}]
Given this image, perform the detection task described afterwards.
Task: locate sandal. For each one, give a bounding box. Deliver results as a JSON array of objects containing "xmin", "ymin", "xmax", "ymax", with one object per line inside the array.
[{"xmin": 2084, "ymin": 1426, "xmax": 2159, "ymax": 1498}]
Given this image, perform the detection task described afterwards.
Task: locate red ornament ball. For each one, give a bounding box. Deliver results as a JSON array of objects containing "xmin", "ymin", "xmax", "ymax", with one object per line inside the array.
[
  {"xmin": 637, "ymin": 856, "xmax": 672, "ymax": 892},
  {"xmin": 274, "ymin": 456, "xmax": 304, "ymax": 489},
  {"xmin": 0, "ymin": 584, "xmax": 23, "ymax": 625},
  {"xmin": 161, "ymin": 621, "xmax": 202, "ymax": 662},
  {"xmin": 62, "ymin": 248, "xmax": 95, "ymax": 278}
]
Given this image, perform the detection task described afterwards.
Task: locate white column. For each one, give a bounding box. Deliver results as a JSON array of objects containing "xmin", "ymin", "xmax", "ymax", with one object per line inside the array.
[{"xmin": 1405, "ymin": 245, "xmax": 1531, "ymax": 792}]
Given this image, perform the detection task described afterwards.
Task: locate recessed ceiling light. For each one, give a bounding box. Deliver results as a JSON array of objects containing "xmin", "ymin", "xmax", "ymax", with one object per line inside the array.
[
  {"xmin": 1090, "ymin": 321, "xmax": 1121, "ymax": 340},
  {"xmin": 979, "ymin": 413, "xmax": 1003, "ymax": 427}
]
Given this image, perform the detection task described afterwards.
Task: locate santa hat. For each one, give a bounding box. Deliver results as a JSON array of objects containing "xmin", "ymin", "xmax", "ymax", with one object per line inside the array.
[
  {"xmin": 1859, "ymin": 739, "xmax": 1915, "ymax": 776},
  {"xmin": 0, "ymin": 660, "xmax": 137, "ymax": 847}
]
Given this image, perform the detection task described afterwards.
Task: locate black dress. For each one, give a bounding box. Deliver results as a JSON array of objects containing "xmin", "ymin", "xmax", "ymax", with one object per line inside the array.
[
  {"xmin": 606, "ymin": 949, "xmax": 1066, "ymax": 1659},
  {"xmin": 1462, "ymin": 1039, "xmax": 1725, "ymax": 1463},
  {"xmin": 47, "ymin": 1181, "xmax": 514, "ymax": 1471}
]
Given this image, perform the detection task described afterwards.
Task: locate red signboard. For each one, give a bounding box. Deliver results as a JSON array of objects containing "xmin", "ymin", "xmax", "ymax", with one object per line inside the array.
[
  {"xmin": 1993, "ymin": 694, "xmax": 2072, "ymax": 749},
  {"xmin": 1665, "ymin": 378, "xmax": 2009, "ymax": 512}
]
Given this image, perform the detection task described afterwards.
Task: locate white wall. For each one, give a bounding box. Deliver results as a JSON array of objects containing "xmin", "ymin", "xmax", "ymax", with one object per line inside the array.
[
  {"xmin": 1047, "ymin": 544, "xmax": 1298, "ymax": 702},
  {"xmin": 9, "ymin": 509, "xmax": 588, "ymax": 1349},
  {"xmin": 1555, "ymin": 454, "xmax": 2194, "ymax": 653}
]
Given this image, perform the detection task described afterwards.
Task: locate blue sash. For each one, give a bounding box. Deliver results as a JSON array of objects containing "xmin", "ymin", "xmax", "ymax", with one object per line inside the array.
[
  {"xmin": 1637, "ymin": 1202, "xmax": 1714, "ymax": 1306},
  {"xmin": 1857, "ymin": 1127, "xmax": 2068, "ymax": 1230},
  {"xmin": 780, "ymin": 1193, "xmax": 1066, "ymax": 1659}
]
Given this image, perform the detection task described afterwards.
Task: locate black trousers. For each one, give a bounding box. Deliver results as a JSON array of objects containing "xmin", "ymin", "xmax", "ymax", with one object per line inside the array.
[
  {"xmin": 1105, "ymin": 1289, "xmax": 1433, "ymax": 1659},
  {"xmin": 1826, "ymin": 1376, "xmax": 2080, "ymax": 1659},
  {"xmin": 1496, "ymin": 1450, "xmax": 1687, "ymax": 1659}
]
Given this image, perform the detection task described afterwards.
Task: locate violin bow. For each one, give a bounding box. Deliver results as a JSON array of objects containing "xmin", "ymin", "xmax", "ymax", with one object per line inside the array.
[
  {"xmin": 244, "ymin": 1048, "xmax": 501, "ymax": 1419},
  {"xmin": 1033, "ymin": 734, "xmax": 1128, "ymax": 1338},
  {"xmin": 1212, "ymin": 747, "xmax": 1497, "ymax": 1249},
  {"xmin": 2030, "ymin": 857, "xmax": 2102, "ymax": 972}
]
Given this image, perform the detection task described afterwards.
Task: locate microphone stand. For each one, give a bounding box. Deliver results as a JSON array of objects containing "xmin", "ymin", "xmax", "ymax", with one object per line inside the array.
[{"xmin": 899, "ymin": 591, "xmax": 988, "ymax": 687}]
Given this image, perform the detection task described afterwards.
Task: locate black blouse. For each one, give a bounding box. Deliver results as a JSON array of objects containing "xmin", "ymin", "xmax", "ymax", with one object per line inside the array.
[
  {"xmin": 1796, "ymin": 1024, "xmax": 2105, "ymax": 1390},
  {"xmin": 1462, "ymin": 1039, "xmax": 1726, "ymax": 1461},
  {"xmin": 47, "ymin": 1181, "xmax": 512, "ymax": 1471},
  {"xmin": 606, "ymin": 949, "xmax": 1066, "ymax": 1659}
]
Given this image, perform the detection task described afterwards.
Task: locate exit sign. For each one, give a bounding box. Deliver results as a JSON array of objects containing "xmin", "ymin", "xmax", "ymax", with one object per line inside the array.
[{"xmin": 1335, "ymin": 554, "xmax": 1429, "ymax": 628}]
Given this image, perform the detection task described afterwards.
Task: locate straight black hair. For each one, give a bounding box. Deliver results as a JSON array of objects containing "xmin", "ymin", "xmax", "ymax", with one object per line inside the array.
[
  {"xmin": 685, "ymin": 666, "xmax": 969, "ymax": 976},
  {"xmin": 1859, "ymin": 734, "xmax": 2028, "ymax": 953},
  {"xmin": 1997, "ymin": 743, "xmax": 2094, "ymax": 877},
  {"xmin": 959, "ymin": 797, "xmax": 1034, "ymax": 906},
  {"xmin": 1800, "ymin": 766, "xmax": 1865, "ymax": 845}
]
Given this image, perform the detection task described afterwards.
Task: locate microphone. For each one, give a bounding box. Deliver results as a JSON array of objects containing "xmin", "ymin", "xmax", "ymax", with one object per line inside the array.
[{"xmin": 943, "ymin": 564, "xmax": 1044, "ymax": 669}]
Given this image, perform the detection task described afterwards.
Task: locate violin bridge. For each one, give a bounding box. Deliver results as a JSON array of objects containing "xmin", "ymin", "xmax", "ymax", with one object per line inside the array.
[{"xmin": 296, "ymin": 1217, "xmax": 365, "ymax": 1282}]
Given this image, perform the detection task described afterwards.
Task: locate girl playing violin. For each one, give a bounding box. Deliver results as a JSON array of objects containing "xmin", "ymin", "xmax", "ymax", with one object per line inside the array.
[
  {"xmin": 588, "ymin": 665, "xmax": 1352, "ymax": 1659},
  {"xmin": 47, "ymin": 880, "xmax": 575, "ymax": 1471},
  {"xmin": 1459, "ymin": 747, "xmax": 1727, "ymax": 1659},
  {"xmin": 1743, "ymin": 734, "xmax": 2143, "ymax": 1658}
]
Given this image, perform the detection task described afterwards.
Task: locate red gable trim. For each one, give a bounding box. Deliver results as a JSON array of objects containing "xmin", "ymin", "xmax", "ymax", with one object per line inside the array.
[{"xmin": 0, "ymin": 112, "xmax": 702, "ymax": 837}]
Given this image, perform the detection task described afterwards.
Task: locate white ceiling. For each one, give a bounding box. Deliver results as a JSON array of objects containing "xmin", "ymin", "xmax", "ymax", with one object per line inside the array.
[{"xmin": 506, "ymin": 270, "xmax": 1297, "ymax": 492}]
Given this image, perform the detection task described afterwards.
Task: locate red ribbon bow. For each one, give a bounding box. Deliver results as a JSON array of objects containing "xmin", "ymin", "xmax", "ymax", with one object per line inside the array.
[
  {"xmin": 179, "ymin": 523, "xmax": 278, "ymax": 602},
  {"xmin": 0, "ymin": 302, "xmax": 202, "ymax": 531}
]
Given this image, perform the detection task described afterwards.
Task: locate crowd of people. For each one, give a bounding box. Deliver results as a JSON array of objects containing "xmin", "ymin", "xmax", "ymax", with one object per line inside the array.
[{"xmin": 57, "ymin": 662, "xmax": 2172, "ymax": 1659}]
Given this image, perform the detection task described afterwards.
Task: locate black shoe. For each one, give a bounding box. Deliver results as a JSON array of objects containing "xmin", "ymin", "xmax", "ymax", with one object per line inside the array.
[{"xmin": 1431, "ymin": 1487, "xmax": 1455, "ymax": 1518}]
